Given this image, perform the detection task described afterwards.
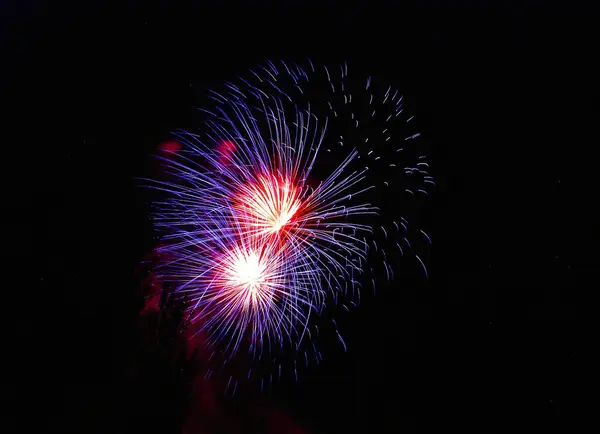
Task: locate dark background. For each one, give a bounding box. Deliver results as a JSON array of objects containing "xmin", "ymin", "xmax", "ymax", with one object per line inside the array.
[{"xmin": 2, "ymin": 1, "xmax": 594, "ymax": 433}]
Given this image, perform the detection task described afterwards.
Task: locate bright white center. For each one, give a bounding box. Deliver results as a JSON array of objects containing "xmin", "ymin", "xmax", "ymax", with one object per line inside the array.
[{"xmin": 231, "ymin": 251, "xmax": 265, "ymax": 293}]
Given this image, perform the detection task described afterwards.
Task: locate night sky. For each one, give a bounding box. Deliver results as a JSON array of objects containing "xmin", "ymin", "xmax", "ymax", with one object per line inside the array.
[{"xmin": 3, "ymin": 1, "xmax": 595, "ymax": 433}]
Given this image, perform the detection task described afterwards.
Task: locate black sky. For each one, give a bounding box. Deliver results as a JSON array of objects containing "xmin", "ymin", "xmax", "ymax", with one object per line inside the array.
[{"xmin": 2, "ymin": 1, "xmax": 595, "ymax": 433}]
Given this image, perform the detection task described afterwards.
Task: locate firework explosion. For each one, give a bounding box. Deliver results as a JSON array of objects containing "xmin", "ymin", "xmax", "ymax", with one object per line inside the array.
[{"xmin": 144, "ymin": 60, "xmax": 432, "ymax": 378}]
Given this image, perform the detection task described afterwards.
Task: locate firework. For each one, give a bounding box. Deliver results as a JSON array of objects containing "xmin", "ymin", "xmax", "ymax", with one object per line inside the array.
[{"xmin": 143, "ymin": 60, "xmax": 432, "ymax": 366}]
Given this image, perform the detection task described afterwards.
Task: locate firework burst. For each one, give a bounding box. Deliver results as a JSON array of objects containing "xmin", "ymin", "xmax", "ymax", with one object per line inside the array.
[{"xmin": 143, "ymin": 60, "xmax": 433, "ymax": 376}]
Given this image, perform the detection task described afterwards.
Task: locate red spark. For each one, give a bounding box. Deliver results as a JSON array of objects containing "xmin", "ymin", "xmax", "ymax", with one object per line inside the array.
[
  {"xmin": 217, "ymin": 140, "xmax": 236, "ymax": 164},
  {"xmin": 159, "ymin": 140, "xmax": 182, "ymax": 153},
  {"xmin": 234, "ymin": 175, "xmax": 304, "ymax": 241}
]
